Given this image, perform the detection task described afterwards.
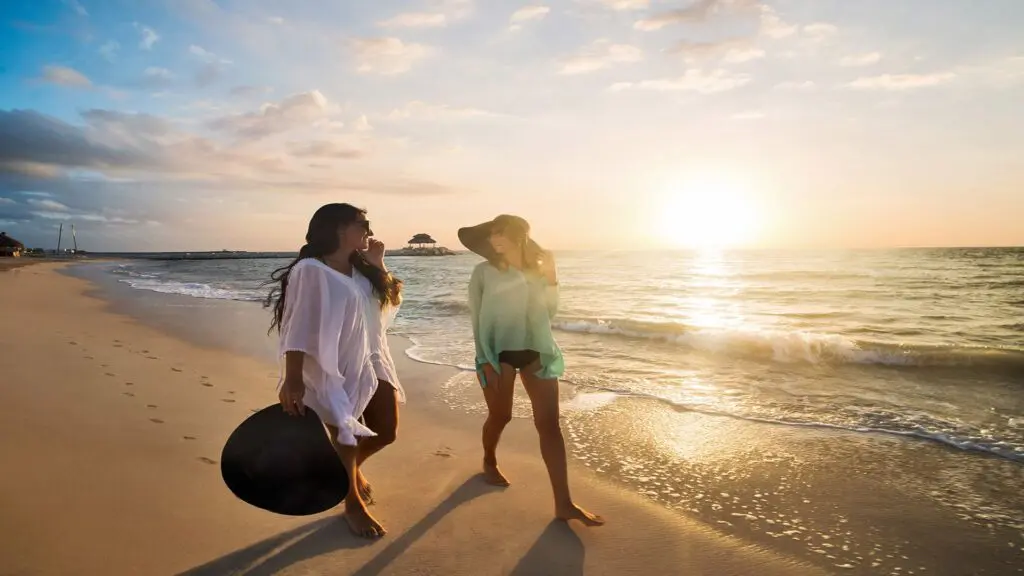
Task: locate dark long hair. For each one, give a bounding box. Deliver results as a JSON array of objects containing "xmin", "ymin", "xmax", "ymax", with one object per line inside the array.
[
  {"xmin": 488, "ymin": 214, "xmax": 543, "ymax": 272},
  {"xmin": 264, "ymin": 203, "xmax": 403, "ymax": 334}
]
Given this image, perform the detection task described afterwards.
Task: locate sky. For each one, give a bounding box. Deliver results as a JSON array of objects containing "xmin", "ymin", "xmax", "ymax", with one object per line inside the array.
[{"xmin": 1, "ymin": 0, "xmax": 1023, "ymax": 252}]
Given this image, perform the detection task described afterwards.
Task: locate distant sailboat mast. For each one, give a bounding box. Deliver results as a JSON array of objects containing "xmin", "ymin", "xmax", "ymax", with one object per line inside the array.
[
  {"xmin": 72, "ymin": 224, "xmax": 78, "ymax": 253},
  {"xmin": 56, "ymin": 223, "xmax": 63, "ymax": 255}
]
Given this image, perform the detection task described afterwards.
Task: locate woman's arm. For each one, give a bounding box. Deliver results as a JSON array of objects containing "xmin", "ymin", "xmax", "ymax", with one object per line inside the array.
[{"xmin": 468, "ymin": 265, "xmax": 485, "ymax": 362}]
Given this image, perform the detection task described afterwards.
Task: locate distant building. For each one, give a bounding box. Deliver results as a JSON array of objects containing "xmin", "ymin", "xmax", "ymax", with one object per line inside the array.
[{"xmin": 0, "ymin": 232, "xmax": 24, "ymax": 258}]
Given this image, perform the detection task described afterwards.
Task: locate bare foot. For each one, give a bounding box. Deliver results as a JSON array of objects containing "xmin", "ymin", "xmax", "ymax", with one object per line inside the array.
[
  {"xmin": 344, "ymin": 501, "xmax": 386, "ymax": 539},
  {"xmin": 356, "ymin": 470, "xmax": 374, "ymax": 504},
  {"xmin": 482, "ymin": 460, "xmax": 511, "ymax": 486},
  {"xmin": 556, "ymin": 502, "xmax": 605, "ymax": 526}
]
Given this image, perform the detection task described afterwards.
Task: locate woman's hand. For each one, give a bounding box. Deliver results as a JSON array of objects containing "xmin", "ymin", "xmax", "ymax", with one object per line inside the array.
[
  {"xmin": 279, "ymin": 375, "xmax": 306, "ymax": 416},
  {"xmin": 539, "ymin": 250, "xmax": 557, "ymax": 285},
  {"xmin": 364, "ymin": 238, "xmax": 386, "ymax": 270},
  {"xmin": 479, "ymin": 363, "xmax": 500, "ymax": 388}
]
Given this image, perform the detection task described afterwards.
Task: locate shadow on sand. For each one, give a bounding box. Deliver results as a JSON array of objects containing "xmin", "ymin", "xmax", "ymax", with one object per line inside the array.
[
  {"xmin": 509, "ymin": 521, "xmax": 585, "ymax": 576},
  {"xmin": 178, "ymin": 476, "xmax": 503, "ymax": 576}
]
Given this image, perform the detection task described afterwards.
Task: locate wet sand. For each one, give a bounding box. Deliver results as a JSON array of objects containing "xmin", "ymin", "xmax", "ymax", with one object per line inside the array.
[{"xmin": 0, "ymin": 263, "xmax": 822, "ymax": 576}]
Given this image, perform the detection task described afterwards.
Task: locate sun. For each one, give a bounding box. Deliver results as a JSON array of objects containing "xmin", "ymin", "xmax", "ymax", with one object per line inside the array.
[{"xmin": 656, "ymin": 174, "xmax": 759, "ymax": 250}]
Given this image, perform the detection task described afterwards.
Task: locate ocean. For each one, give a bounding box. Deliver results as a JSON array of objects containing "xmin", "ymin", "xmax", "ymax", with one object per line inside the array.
[{"xmin": 94, "ymin": 248, "xmax": 1024, "ymax": 571}]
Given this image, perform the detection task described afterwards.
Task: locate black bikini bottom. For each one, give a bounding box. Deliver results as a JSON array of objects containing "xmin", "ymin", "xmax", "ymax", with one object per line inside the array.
[{"xmin": 498, "ymin": 350, "xmax": 540, "ymax": 370}]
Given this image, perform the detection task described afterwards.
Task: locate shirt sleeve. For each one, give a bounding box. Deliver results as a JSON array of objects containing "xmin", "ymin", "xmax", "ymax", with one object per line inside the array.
[
  {"xmin": 468, "ymin": 264, "xmax": 485, "ymax": 365},
  {"xmin": 279, "ymin": 260, "xmax": 342, "ymax": 379},
  {"xmin": 528, "ymin": 275, "xmax": 559, "ymax": 319}
]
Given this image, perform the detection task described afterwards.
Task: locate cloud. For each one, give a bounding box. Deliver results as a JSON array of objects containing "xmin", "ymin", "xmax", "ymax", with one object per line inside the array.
[
  {"xmin": 559, "ymin": 40, "xmax": 643, "ymax": 75},
  {"xmin": 509, "ymin": 5, "xmax": 550, "ymax": 30},
  {"xmin": 610, "ymin": 68, "xmax": 751, "ymax": 93},
  {"xmin": 378, "ymin": 0, "xmax": 473, "ymax": 28},
  {"xmin": 774, "ymin": 80, "xmax": 816, "ymax": 91},
  {"xmin": 354, "ymin": 115, "xmax": 374, "ymax": 132},
  {"xmin": 846, "ymin": 72, "xmax": 956, "ymax": 91},
  {"xmin": 27, "ymin": 198, "xmax": 70, "ymax": 211},
  {"xmin": 134, "ymin": 23, "xmax": 160, "ymax": 50},
  {"xmin": 803, "ymin": 22, "xmax": 838, "ymax": 42},
  {"xmin": 208, "ymin": 90, "xmax": 330, "ymax": 139},
  {"xmin": 349, "ymin": 37, "xmax": 433, "ymax": 75},
  {"xmin": 142, "ymin": 67, "xmax": 175, "ymax": 88},
  {"xmin": 670, "ymin": 39, "xmax": 762, "ymax": 64},
  {"xmin": 724, "ymin": 47, "xmax": 765, "ymax": 63},
  {"xmin": 592, "ymin": 0, "xmax": 648, "ymax": 10},
  {"xmin": 759, "ymin": 5, "xmax": 797, "ymax": 39},
  {"xmin": 189, "ymin": 45, "xmax": 231, "ymax": 64},
  {"xmin": 98, "ymin": 40, "xmax": 120, "ymax": 62},
  {"xmin": 634, "ymin": 0, "xmax": 756, "ymax": 31},
  {"xmin": 288, "ymin": 141, "xmax": 364, "ymax": 159},
  {"xmin": 840, "ymin": 52, "xmax": 882, "ymax": 67},
  {"xmin": 387, "ymin": 101, "xmax": 503, "ymax": 121},
  {"xmin": 64, "ymin": 0, "xmax": 88, "ymax": 17},
  {"xmin": 63, "ymin": 0, "xmax": 88, "ymax": 16},
  {"xmin": 40, "ymin": 65, "xmax": 91, "ymax": 87},
  {"xmin": 267, "ymin": 16, "xmax": 285, "ymax": 25},
  {"xmin": 229, "ymin": 85, "xmax": 274, "ymax": 97}
]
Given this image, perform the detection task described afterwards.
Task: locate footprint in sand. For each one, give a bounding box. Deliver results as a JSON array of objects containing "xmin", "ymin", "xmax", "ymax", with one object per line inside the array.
[
  {"xmin": 228, "ymin": 391, "xmax": 235, "ymax": 395},
  {"xmin": 197, "ymin": 457, "xmax": 217, "ymax": 465},
  {"xmin": 123, "ymin": 392, "xmax": 135, "ymax": 397},
  {"xmin": 85, "ymin": 356, "xmax": 94, "ymax": 360},
  {"xmin": 125, "ymin": 382, "xmax": 134, "ymax": 386},
  {"xmin": 201, "ymin": 382, "xmax": 214, "ymax": 388},
  {"xmin": 68, "ymin": 341, "xmax": 78, "ymax": 346},
  {"xmin": 147, "ymin": 356, "xmax": 158, "ymax": 360},
  {"xmin": 113, "ymin": 344, "xmax": 123, "ymax": 348},
  {"xmin": 183, "ymin": 436, "xmax": 197, "ymax": 441},
  {"xmin": 171, "ymin": 367, "xmax": 183, "ymax": 373},
  {"xmin": 147, "ymin": 404, "xmax": 158, "ymax": 409},
  {"xmin": 221, "ymin": 398, "xmax": 236, "ymax": 403},
  {"xmin": 101, "ymin": 364, "xmax": 109, "ymax": 368},
  {"xmin": 150, "ymin": 418, "xmax": 165, "ymax": 424},
  {"xmin": 105, "ymin": 373, "xmax": 116, "ymax": 377},
  {"xmin": 434, "ymin": 447, "xmax": 454, "ymax": 458}
]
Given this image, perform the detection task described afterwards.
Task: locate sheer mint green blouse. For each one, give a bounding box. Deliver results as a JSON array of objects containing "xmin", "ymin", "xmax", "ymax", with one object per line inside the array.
[{"xmin": 468, "ymin": 261, "xmax": 564, "ymax": 381}]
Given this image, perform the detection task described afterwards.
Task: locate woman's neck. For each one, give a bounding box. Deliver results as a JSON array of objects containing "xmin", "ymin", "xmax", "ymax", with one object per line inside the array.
[
  {"xmin": 504, "ymin": 252, "xmax": 524, "ymax": 270},
  {"xmin": 321, "ymin": 252, "xmax": 354, "ymax": 276}
]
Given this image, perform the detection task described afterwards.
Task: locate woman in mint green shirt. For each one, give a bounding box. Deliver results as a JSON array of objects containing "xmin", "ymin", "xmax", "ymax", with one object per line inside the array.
[{"xmin": 459, "ymin": 215, "xmax": 604, "ymax": 526}]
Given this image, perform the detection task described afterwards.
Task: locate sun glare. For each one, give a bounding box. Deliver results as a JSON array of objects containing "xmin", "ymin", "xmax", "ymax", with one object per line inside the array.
[{"xmin": 657, "ymin": 174, "xmax": 759, "ymax": 250}]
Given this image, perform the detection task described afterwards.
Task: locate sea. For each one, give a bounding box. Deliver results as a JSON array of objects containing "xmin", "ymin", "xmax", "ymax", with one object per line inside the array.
[{"xmin": 92, "ymin": 248, "xmax": 1024, "ymax": 572}]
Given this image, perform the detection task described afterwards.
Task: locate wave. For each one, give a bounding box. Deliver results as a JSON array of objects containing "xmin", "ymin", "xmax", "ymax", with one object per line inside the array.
[
  {"xmin": 616, "ymin": 388, "xmax": 1024, "ymax": 464},
  {"xmin": 118, "ymin": 277, "xmax": 265, "ymax": 302},
  {"xmin": 551, "ymin": 318, "xmax": 1024, "ymax": 374}
]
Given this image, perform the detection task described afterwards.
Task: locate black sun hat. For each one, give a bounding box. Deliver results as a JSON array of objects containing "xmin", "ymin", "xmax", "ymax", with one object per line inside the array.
[
  {"xmin": 457, "ymin": 215, "xmax": 544, "ymax": 262},
  {"xmin": 220, "ymin": 404, "xmax": 349, "ymax": 516}
]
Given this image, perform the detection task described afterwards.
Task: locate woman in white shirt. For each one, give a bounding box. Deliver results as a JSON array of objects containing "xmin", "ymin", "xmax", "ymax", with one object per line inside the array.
[{"xmin": 265, "ymin": 203, "xmax": 399, "ymax": 539}]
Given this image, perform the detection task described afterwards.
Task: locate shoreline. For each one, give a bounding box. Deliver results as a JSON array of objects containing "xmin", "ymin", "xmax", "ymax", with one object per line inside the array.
[
  {"xmin": 40, "ymin": 262, "xmax": 1024, "ymax": 574},
  {"xmin": 0, "ymin": 263, "xmax": 825, "ymax": 575}
]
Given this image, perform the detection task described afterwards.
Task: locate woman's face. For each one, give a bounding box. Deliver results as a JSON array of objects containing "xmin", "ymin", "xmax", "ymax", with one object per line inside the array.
[
  {"xmin": 488, "ymin": 228, "xmax": 517, "ymax": 255},
  {"xmin": 339, "ymin": 215, "xmax": 372, "ymax": 252}
]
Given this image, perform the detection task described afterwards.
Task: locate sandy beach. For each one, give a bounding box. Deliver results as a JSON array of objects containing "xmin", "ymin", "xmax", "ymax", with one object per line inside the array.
[{"xmin": 0, "ymin": 263, "xmax": 826, "ymax": 576}]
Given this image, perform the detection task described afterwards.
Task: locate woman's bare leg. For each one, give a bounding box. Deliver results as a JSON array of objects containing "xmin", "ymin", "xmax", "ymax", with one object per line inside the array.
[
  {"xmin": 480, "ymin": 364, "xmax": 516, "ymax": 486},
  {"xmin": 355, "ymin": 382, "xmax": 399, "ymax": 503},
  {"xmin": 520, "ymin": 368, "xmax": 605, "ymax": 526},
  {"xmin": 326, "ymin": 425, "xmax": 386, "ymax": 538}
]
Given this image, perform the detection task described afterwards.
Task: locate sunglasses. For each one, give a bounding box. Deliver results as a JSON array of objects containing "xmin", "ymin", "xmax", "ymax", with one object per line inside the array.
[{"xmin": 353, "ymin": 220, "xmax": 373, "ymax": 235}]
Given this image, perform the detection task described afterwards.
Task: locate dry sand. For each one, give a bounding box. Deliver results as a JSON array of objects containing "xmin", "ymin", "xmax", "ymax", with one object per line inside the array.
[{"xmin": 0, "ymin": 264, "xmax": 825, "ymax": 575}]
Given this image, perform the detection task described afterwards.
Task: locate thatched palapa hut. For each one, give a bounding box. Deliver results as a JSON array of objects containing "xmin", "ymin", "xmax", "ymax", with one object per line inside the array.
[
  {"xmin": 0, "ymin": 232, "xmax": 24, "ymax": 258},
  {"xmin": 407, "ymin": 233, "xmax": 437, "ymax": 249}
]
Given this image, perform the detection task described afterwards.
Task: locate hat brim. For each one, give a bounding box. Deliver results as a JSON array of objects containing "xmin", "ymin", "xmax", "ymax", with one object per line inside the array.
[
  {"xmin": 220, "ymin": 404, "xmax": 349, "ymax": 516},
  {"xmin": 458, "ymin": 221, "xmax": 543, "ymax": 261}
]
